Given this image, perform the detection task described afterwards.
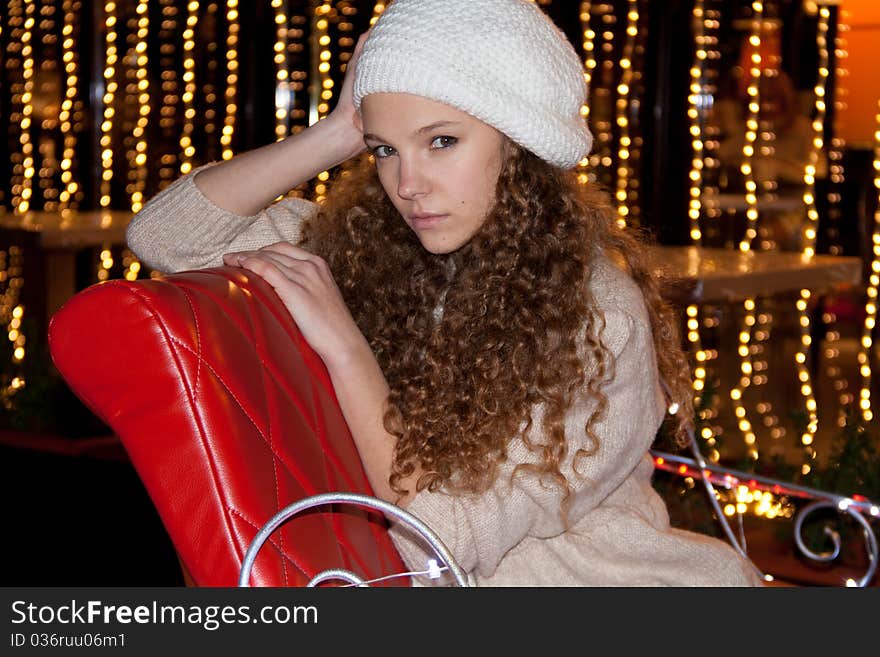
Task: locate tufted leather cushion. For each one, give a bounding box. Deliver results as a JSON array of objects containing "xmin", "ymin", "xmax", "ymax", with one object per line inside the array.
[{"xmin": 48, "ymin": 267, "xmax": 407, "ymax": 586}]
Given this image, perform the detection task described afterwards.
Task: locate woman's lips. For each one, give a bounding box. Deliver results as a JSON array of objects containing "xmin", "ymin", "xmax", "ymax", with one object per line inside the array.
[{"xmin": 410, "ymin": 214, "xmax": 449, "ymax": 229}]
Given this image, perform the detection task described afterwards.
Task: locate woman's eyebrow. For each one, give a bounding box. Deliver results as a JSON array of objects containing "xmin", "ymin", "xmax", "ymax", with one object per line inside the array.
[{"xmin": 363, "ymin": 120, "xmax": 463, "ymax": 143}]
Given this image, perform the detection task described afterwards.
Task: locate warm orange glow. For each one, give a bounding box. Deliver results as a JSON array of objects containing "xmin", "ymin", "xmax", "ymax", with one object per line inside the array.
[{"xmin": 836, "ymin": 1, "xmax": 880, "ymax": 142}]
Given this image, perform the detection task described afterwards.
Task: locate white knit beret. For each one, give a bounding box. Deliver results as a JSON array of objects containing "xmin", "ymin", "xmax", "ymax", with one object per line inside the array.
[{"xmin": 352, "ymin": 0, "xmax": 593, "ymax": 170}]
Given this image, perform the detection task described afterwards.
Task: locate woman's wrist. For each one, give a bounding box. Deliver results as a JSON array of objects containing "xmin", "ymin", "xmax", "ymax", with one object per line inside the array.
[
  {"xmin": 306, "ymin": 113, "xmax": 365, "ymax": 167},
  {"xmin": 320, "ymin": 327, "xmax": 376, "ymax": 376}
]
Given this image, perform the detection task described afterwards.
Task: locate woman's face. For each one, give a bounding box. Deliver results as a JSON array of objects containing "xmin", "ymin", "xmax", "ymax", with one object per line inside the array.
[{"xmin": 359, "ymin": 93, "xmax": 506, "ymax": 254}]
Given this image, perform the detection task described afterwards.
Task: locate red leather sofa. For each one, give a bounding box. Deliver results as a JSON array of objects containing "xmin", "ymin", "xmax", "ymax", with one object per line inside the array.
[{"xmin": 48, "ymin": 267, "xmax": 408, "ymax": 586}]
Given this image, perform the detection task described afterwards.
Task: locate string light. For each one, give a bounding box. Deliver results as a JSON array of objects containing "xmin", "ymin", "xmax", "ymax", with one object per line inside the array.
[
  {"xmin": 825, "ymin": 9, "xmax": 850, "ymax": 424},
  {"xmin": 727, "ymin": 1, "xmax": 764, "ymax": 465},
  {"xmin": 578, "ymin": 1, "xmax": 596, "ymax": 186},
  {"xmin": 179, "ymin": 0, "xmax": 199, "ymax": 175},
  {"xmin": 1, "ymin": 249, "xmax": 26, "ymax": 369},
  {"xmin": 0, "ymin": 247, "xmax": 26, "ymax": 399},
  {"xmin": 687, "ymin": 304, "xmax": 720, "ymax": 461},
  {"xmin": 688, "ymin": 3, "xmax": 724, "ymax": 458},
  {"xmin": 202, "ymin": 2, "xmax": 220, "ymax": 161},
  {"xmin": 311, "ymin": 2, "xmax": 334, "ymax": 202},
  {"xmin": 683, "ymin": 2, "xmax": 714, "ymax": 456},
  {"xmin": 730, "ymin": 298, "xmax": 759, "ymax": 463},
  {"xmin": 701, "ymin": 4, "xmax": 723, "ymax": 237},
  {"xmin": 587, "ymin": 3, "xmax": 615, "ymax": 188},
  {"xmin": 15, "ymin": 1, "xmax": 36, "ymax": 214},
  {"xmin": 273, "ymin": 0, "xmax": 290, "ymax": 141},
  {"xmin": 792, "ymin": 6, "xmax": 831, "ymax": 462},
  {"xmin": 129, "ymin": 0, "xmax": 150, "ymax": 214},
  {"xmin": 749, "ymin": 13, "xmax": 780, "ymax": 454},
  {"xmin": 613, "ymin": 0, "xmax": 638, "ymax": 228},
  {"xmin": 157, "ymin": 0, "xmax": 180, "ymax": 189},
  {"xmin": 99, "ymin": 0, "xmax": 118, "ymax": 209},
  {"xmin": 370, "ymin": 1, "xmax": 387, "ymax": 26},
  {"xmin": 58, "ymin": 0, "xmax": 82, "ymax": 210},
  {"xmin": 37, "ymin": 0, "xmax": 60, "ymax": 212},
  {"xmin": 6, "ymin": 2, "xmax": 25, "ymax": 211},
  {"xmin": 687, "ymin": 0, "xmax": 707, "ymax": 245},
  {"xmin": 858, "ymin": 99, "xmax": 880, "ymax": 424},
  {"xmin": 221, "ymin": 0, "xmax": 239, "ymax": 161},
  {"xmin": 738, "ymin": 0, "xmax": 762, "ymax": 254},
  {"xmin": 124, "ymin": 0, "xmax": 149, "ymax": 283}
]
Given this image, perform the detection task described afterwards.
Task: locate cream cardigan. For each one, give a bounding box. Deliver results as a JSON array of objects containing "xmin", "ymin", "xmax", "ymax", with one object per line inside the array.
[{"xmin": 127, "ymin": 166, "xmax": 764, "ymax": 587}]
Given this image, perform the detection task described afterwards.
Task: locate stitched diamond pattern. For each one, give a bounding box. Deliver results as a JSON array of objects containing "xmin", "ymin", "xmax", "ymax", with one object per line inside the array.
[{"xmin": 48, "ymin": 267, "xmax": 407, "ymax": 586}]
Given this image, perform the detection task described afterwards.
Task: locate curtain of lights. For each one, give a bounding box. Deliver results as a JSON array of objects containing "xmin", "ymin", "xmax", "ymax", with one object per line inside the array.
[{"xmin": 0, "ymin": 1, "xmax": 875, "ymax": 513}]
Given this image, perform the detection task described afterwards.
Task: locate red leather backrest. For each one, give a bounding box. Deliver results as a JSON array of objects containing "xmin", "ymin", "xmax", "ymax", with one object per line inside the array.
[{"xmin": 48, "ymin": 267, "xmax": 407, "ymax": 586}]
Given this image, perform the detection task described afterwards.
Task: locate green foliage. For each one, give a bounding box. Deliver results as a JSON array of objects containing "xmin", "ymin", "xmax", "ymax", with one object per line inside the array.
[
  {"xmin": 0, "ymin": 317, "xmax": 110, "ymax": 438},
  {"xmin": 801, "ymin": 411, "xmax": 880, "ymax": 500}
]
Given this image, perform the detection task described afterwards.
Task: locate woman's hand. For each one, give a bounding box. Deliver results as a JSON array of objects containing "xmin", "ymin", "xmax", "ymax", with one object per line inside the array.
[
  {"xmin": 223, "ymin": 242, "xmax": 365, "ymax": 365},
  {"xmin": 325, "ymin": 29, "xmax": 372, "ymax": 147}
]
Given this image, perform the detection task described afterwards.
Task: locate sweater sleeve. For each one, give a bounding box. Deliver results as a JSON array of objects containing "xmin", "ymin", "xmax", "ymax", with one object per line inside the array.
[
  {"xmin": 388, "ymin": 296, "xmax": 667, "ymax": 582},
  {"xmin": 125, "ymin": 162, "xmax": 319, "ymax": 273}
]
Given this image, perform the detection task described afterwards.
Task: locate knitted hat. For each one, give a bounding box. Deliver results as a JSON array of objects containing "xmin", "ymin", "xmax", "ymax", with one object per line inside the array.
[{"xmin": 352, "ymin": 0, "xmax": 593, "ymax": 170}]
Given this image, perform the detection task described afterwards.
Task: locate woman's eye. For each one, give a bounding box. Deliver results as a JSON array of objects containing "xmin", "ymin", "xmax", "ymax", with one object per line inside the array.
[
  {"xmin": 372, "ymin": 145, "xmax": 394, "ymax": 159},
  {"xmin": 431, "ymin": 136, "xmax": 457, "ymax": 149}
]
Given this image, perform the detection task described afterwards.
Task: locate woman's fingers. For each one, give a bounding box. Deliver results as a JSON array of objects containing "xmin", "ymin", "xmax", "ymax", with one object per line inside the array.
[
  {"xmin": 223, "ymin": 250, "xmax": 260, "ymax": 267},
  {"xmin": 224, "ymin": 241, "xmax": 322, "ymax": 268},
  {"xmin": 258, "ymin": 241, "xmax": 320, "ymax": 262}
]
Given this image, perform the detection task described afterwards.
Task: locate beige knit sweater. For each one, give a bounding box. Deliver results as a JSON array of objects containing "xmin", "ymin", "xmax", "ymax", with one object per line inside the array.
[{"xmin": 127, "ymin": 165, "xmax": 765, "ymax": 587}]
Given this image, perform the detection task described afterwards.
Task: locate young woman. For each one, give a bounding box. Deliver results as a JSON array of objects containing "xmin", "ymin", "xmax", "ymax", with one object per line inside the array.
[{"xmin": 127, "ymin": 0, "xmax": 764, "ymax": 586}]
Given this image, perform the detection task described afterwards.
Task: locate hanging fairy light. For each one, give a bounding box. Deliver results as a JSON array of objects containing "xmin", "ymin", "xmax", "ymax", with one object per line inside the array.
[
  {"xmin": 311, "ymin": 2, "xmax": 334, "ymax": 202},
  {"xmin": 578, "ymin": 1, "xmax": 596, "ymax": 186},
  {"xmin": 157, "ymin": 0, "xmax": 180, "ymax": 188},
  {"xmin": 730, "ymin": 298, "xmax": 759, "ymax": 462},
  {"xmin": 58, "ymin": 0, "xmax": 82, "ymax": 210},
  {"xmin": 701, "ymin": 4, "xmax": 723, "ymax": 236},
  {"xmin": 727, "ymin": 0, "xmax": 764, "ymax": 465},
  {"xmin": 7, "ymin": 4, "xmax": 23, "ymax": 210},
  {"xmin": 826, "ymin": 8, "xmax": 848, "ymax": 258},
  {"xmin": 613, "ymin": 0, "xmax": 639, "ymax": 228},
  {"xmin": 370, "ymin": 1, "xmax": 387, "ymax": 25},
  {"xmin": 122, "ymin": 0, "xmax": 149, "ymax": 284},
  {"xmin": 738, "ymin": 0, "xmax": 762, "ymax": 254},
  {"xmin": 0, "ymin": 249, "xmax": 26, "ymax": 398},
  {"xmin": 859, "ymin": 99, "xmax": 880, "ymax": 424},
  {"xmin": 687, "ymin": 0, "xmax": 708, "ymax": 245},
  {"xmin": 15, "ymin": 0, "xmax": 36, "ymax": 214},
  {"xmin": 201, "ymin": 2, "xmax": 220, "ymax": 160},
  {"xmin": 272, "ymin": 0, "xmax": 290, "ymax": 141},
  {"xmin": 588, "ymin": 3, "xmax": 616, "ymax": 187},
  {"xmin": 792, "ymin": 5, "xmax": 830, "ymax": 470},
  {"xmin": 749, "ymin": 12, "xmax": 780, "ymax": 454},
  {"xmin": 221, "ymin": 0, "xmax": 239, "ymax": 161},
  {"xmin": 179, "ymin": 0, "xmax": 199, "ymax": 175},
  {"xmin": 1, "ymin": 248, "xmax": 26, "ymax": 367},
  {"xmin": 99, "ymin": 0, "xmax": 119, "ymax": 209},
  {"xmin": 129, "ymin": 0, "xmax": 150, "ymax": 214},
  {"xmin": 37, "ymin": 1, "xmax": 60, "ymax": 213},
  {"xmin": 683, "ymin": 0, "xmax": 715, "ymax": 460},
  {"xmin": 825, "ymin": 9, "xmax": 850, "ymax": 425}
]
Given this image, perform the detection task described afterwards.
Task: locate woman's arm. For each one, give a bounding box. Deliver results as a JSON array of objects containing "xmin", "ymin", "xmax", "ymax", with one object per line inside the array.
[
  {"xmin": 192, "ymin": 117, "xmax": 363, "ymax": 217},
  {"xmin": 223, "ymin": 242, "xmax": 420, "ymax": 505},
  {"xmin": 193, "ymin": 30, "xmax": 368, "ymax": 213},
  {"xmin": 125, "ymin": 32, "xmax": 370, "ymax": 272}
]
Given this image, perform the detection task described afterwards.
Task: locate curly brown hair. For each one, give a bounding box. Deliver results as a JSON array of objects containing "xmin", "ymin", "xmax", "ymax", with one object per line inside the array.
[{"xmin": 298, "ymin": 139, "xmax": 693, "ymax": 503}]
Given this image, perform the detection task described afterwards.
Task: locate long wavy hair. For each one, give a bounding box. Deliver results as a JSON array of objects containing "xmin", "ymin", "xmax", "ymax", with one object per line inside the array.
[{"xmin": 298, "ymin": 139, "xmax": 692, "ymax": 503}]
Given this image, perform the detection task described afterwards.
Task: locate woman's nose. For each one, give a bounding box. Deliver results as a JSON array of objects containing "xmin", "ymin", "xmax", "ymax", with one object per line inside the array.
[{"xmin": 397, "ymin": 159, "xmax": 429, "ymax": 199}]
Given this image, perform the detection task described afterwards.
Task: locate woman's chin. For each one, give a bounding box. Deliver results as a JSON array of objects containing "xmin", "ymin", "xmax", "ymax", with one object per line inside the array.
[{"xmin": 415, "ymin": 234, "xmax": 468, "ymax": 255}]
